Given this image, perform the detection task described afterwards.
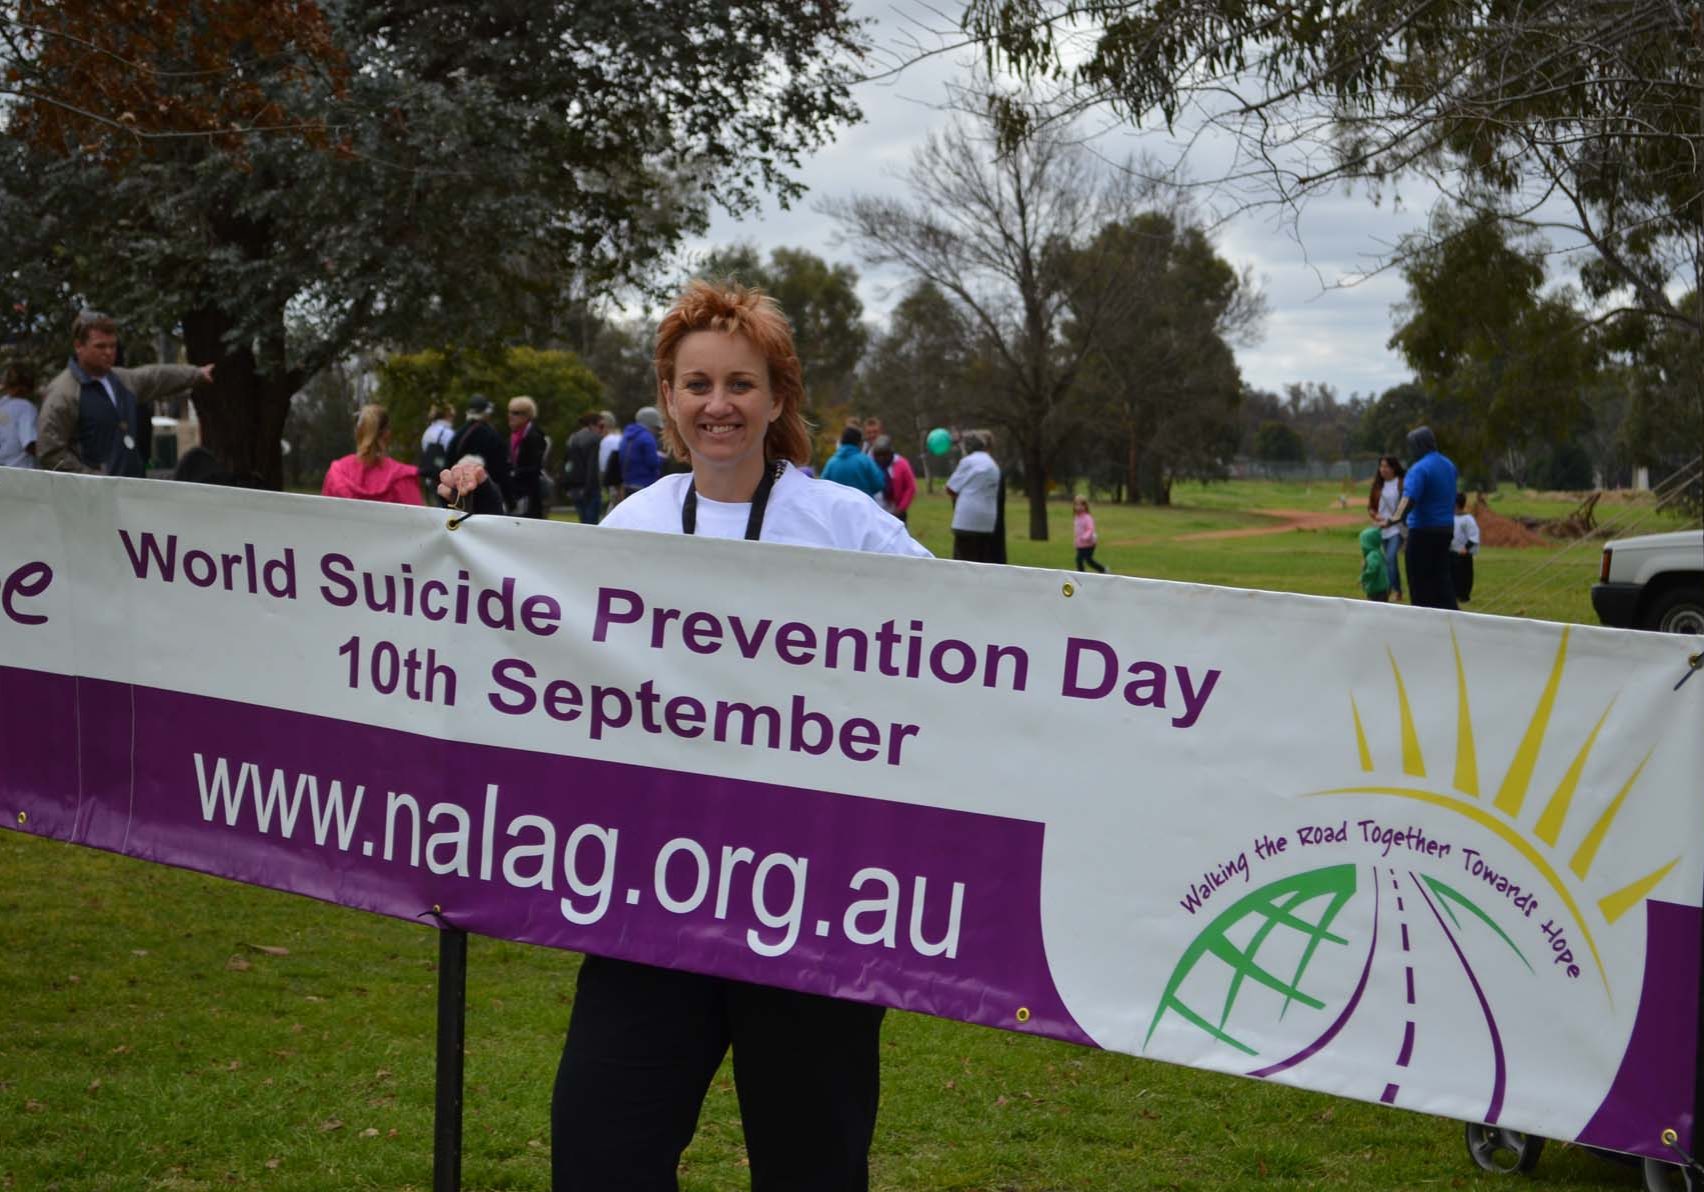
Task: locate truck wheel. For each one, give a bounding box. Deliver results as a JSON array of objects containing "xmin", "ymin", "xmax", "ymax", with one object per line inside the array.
[
  {"xmin": 1644, "ymin": 588, "xmax": 1704, "ymax": 635},
  {"xmin": 1642, "ymin": 1156, "xmax": 1702, "ymax": 1191},
  {"xmin": 1465, "ymin": 1122, "xmax": 1545, "ymax": 1173}
]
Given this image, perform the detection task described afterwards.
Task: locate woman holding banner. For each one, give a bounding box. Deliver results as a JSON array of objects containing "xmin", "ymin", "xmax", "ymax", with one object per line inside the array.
[{"xmin": 441, "ymin": 279, "xmax": 929, "ymax": 1191}]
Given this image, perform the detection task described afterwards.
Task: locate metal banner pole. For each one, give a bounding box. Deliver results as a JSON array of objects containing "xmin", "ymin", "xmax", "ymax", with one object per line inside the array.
[{"xmin": 433, "ymin": 918, "xmax": 468, "ymax": 1192}]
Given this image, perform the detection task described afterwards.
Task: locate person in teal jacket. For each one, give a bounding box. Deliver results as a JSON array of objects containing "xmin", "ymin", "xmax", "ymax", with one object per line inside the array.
[
  {"xmin": 1359, "ymin": 526, "xmax": 1392, "ymax": 601},
  {"xmin": 819, "ymin": 425, "xmax": 886, "ymax": 498}
]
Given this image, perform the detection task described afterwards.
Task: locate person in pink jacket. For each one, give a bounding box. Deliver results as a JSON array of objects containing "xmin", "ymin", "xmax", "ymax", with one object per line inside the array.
[
  {"xmin": 321, "ymin": 404, "xmax": 424, "ymax": 505},
  {"xmin": 1073, "ymin": 495, "xmax": 1108, "ymax": 573},
  {"xmin": 871, "ymin": 435, "xmax": 917, "ymax": 524}
]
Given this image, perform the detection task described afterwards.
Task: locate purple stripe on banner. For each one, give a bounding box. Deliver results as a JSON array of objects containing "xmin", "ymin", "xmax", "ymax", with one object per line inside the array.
[
  {"xmin": 0, "ymin": 669, "xmax": 81, "ymax": 840},
  {"xmin": 0, "ymin": 664, "xmax": 1093, "ymax": 1046},
  {"xmin": 1411, "ymin": 873, "xmax": 1505, "ymax": 1124},
  {"xmin": 1396, "ymin": 1021, "xmax": 1415, "ymax": 1068},
  {"xmin": 1577, "ymin": 900, "xmax": 1702, "ymax": 1160},
  {"xmin": 1400, "ymin": 923, "xmax": 1410, "ymax": 952},
  {"xmin": 1405, "ymin": 967, "xmax": 1415, "ymax": 1005},
  {"xmin": 1380, "ymin": 1082, "xmax": 1399, "ymax": 1105}
]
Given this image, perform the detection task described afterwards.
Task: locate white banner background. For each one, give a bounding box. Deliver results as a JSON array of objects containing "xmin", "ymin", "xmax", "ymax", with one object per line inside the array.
[{"xmin": 2, "ymin": 470, "xmax": 1699, "ymax": 1157}]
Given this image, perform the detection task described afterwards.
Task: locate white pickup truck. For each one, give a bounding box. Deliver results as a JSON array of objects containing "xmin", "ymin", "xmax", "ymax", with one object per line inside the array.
[{"xmin": 1591, "ymin": 528, "xmax": 1704, "ymax": 634}]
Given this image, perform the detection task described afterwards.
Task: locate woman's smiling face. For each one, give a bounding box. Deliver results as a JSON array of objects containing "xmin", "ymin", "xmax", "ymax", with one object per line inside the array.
[{"xmin": 662, "ymin": 330, "xmax": 780, "ymax": 485}]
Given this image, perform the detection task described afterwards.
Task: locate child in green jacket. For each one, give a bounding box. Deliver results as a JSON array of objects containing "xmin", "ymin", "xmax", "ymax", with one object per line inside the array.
[{"xmin": 1359, "ymin": 526, "xmax": 1391, "ymax": 601}]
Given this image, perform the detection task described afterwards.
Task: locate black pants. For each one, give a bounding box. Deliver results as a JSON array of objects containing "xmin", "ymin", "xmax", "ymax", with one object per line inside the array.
[
  {"xmin": 1451, "ymin": 552, "xmax": 1475, "ymax": 603},
  {"xmin": 552, "ymin": 956, "xmax": 885, "ymax": 1191},
  {"xmin": 1406, "ymin": 526, "xmax": 1458, "ymax": 610},
  {"xmin": 953, "ymin": 530, "xmax": 999, "ymax": 563},
  {"xmin": 1075, "ymin": 547, "xmax": 1106, "ymax": 573}
]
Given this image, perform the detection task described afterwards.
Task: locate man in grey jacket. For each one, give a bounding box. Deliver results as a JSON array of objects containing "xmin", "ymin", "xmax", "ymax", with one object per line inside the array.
[{"xmin": 38, "ymin": 310, "xmax": 215, "ymax": 475}]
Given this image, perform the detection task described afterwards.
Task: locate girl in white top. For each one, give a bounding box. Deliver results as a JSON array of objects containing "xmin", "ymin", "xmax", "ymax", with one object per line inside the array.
[
  {"xmin": 439, "ymin": 280, "xmax": 927, "ymax": 1191},
  {"xmin": 1368, "ymin": 454, "xmax": 1406, "ymax": 601}
]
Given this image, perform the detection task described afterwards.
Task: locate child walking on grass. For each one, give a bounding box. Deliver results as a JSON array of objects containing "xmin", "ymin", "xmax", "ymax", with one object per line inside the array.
[
  {"xmin": 1073, "ymin": 496, "xmax": 1108, "ymax": 573},
  {"xmin": 1451, "ymin": 491, "xmax": 1480, "ymax": 603},
  {"xmin": 1359, "ymin": 526, "xmax": 1391, "ymax": 601}
]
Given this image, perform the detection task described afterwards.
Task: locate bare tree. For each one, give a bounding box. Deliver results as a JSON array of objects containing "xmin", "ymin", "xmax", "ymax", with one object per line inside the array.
[
  {"xmin": 825, "ymin": 111, "xmax": 1147, "ymax": 539},
  {"xmin": 856, "ymin": 280, "xmax": 981, "ymax": 491},
  {"xmin": 960, "ymin": 2, "xmax": 1704, "ymax": 463}
]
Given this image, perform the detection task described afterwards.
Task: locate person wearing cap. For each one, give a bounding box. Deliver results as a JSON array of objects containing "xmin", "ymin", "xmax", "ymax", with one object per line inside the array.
[
  {"xmin": 507, "ymin": 395, "xmax": 548, "ymax": 517},
  {"xmin": 620, "ymin": 404, "xmax": 664, "ymax": 496},
  {"xmin": 1381, "ymin": 425, "xmax": 1459, "ymax": 609},
  {"xmin": 447, "ymin": 394, "xmax": 513, "ymax": 509},
  {"xmin": 38, "ymin": 310, "xmax": 215, "ymax": 475}
]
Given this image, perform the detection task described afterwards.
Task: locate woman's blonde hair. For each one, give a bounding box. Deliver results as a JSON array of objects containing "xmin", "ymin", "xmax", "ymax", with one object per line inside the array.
[
  {"xmin": 653, "ymin": 279, "xmax": 811, "ymax": 467},
  {"xmin": 354, "ymin": 404, "xmax": 390, "ymax": 465},
  {"xmin": 508, "ymin": 395, "xmax": 537, "ymax": 420}
]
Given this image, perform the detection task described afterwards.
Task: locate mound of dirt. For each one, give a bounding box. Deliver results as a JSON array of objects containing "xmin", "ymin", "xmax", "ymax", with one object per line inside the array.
[{"xmin": 1472, "ymin": 494, "xmax": 1549, "ymax": 548}]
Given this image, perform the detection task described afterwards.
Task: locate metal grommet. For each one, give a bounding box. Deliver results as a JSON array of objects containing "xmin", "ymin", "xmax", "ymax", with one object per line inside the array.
[
  {"xmin": 1061, "ymin": 583, "xmax": 1074, "ymax": 598},
  {"xmin": 1015, "ymin": 1007, "xmax": 1031, "ymax": 1024},
  {"xmin": 432, "ymin": 904, "xmax": 443, "ymax": 914},
  {"xmin": 1677, "ymin": 654, "xmax": 1702, "ymax": 691},
  {"xmin": 15, "ymin": 811, "xmax": 25, "ymax": 826},
  {"xmin": 1663, "ymin": 1128, "xmax": 1679, "ymax": 1146}
]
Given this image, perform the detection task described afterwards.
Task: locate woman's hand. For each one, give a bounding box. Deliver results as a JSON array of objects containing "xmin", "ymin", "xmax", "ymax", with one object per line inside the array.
[{"xmin": 438, "ymin": 460, "xmax": 487, "ymax": 504}]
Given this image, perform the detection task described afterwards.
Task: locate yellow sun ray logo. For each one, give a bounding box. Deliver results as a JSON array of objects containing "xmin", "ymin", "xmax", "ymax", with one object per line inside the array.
[{"xmin": 1315, "ymin": 626, "xmax": 1678, "ymax": 999}]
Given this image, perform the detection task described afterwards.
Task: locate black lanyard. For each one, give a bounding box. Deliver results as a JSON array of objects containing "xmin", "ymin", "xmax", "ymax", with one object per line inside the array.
[{"xmin": 681, "ymin": 461, "xmax": 783, "ymax": 540}]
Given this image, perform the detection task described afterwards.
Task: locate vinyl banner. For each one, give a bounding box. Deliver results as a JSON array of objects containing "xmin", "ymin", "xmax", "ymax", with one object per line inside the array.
[{"xmin": 3, "ymin": 470, "xmax": 1701, "ymax": 1158}]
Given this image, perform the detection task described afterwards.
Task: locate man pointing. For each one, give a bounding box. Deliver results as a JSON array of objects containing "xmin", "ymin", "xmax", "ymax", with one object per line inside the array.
[{"xmin": 38, "ymin": 310, "xmax": 215, "ymax": 475}]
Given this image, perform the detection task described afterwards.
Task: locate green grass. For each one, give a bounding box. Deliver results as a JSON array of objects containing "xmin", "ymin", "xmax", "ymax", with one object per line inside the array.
[
  {"xmin": 8, "ymin": 480, "xmax": 1692, "ymax": 1190},
  {"xmin": 882, "ymin": 481, "xmax": 1692, "ymax": 626},
  {"xmin": 0, "ymin": 836, "xmax": 1643, "ymax": 1192}
]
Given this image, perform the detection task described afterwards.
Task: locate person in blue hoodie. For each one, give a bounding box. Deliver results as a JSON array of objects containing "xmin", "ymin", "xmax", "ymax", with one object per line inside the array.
[
  {"xmin": 819, "ymin": 425, "xmax": 886, "ymax": 498},
  {"xmin": 1381, "ymin": 425, "xmax": 1459, "ymax": 609},
  {"xmin": 620, "ymin": 405, "xmax": 664, "ymax": 496}
]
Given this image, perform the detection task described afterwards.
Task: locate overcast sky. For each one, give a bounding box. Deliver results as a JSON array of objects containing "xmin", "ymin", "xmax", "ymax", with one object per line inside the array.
[{"xmin": 694, "ymin": 0, "xmax": 1439, "ymax": 401}]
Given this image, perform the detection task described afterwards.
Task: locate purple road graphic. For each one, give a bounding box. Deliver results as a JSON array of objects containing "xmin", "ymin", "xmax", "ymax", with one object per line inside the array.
[
  {"xmin": 1247, "ymin": 865, "xmax": 1506, "ymax": 1124},
  {"xmin": 1412, "ymin": 871, "xmax": 1507, "ymax": 1123}
]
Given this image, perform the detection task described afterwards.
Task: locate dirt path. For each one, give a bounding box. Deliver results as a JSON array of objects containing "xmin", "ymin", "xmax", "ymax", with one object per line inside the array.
[{"xmin": 1173, "ymin": 507, "xmax": 1366, "ymax": 542}]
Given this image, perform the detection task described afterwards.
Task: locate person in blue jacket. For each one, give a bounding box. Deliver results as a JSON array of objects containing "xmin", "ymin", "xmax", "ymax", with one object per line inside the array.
[
  {"xmin": 819, "ymin": 425, "xmax": 886, "ymax": 498},
  {"xmin": 1381, "ymin": 425, "xmax": 1459, "ymax": 609},
  {"xmin": 620, "ymin": 405, "xmax": 664, "ymax": 495}
]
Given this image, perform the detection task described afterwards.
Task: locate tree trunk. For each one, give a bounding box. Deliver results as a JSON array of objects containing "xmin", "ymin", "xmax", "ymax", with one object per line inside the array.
[
  {"xmin": 1025, "ymin": 436, "xmax": 1048, "ymax": 540},
  {"xmin": 1125, "ymin": 426, "xmax": 1142, "ymax": 504},
  {"xmin": 1138, "ymin": 457, "xmax": 1173, "ymax": 506},
  {"xmin": 182, "ymin": 306, "xmax": 297, "ymax": 490}
]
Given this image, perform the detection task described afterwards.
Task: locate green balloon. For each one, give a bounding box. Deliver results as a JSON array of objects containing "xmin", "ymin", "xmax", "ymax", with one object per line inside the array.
[{"xmin": 926, "ymin": 427, "xmax": 952, "ymax": 455}]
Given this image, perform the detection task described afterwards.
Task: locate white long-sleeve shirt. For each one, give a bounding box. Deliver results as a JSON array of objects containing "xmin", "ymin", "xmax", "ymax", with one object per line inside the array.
[{"xmin": 1452, "ymin": 513, "xmax": 1480, "ymax": 554}]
